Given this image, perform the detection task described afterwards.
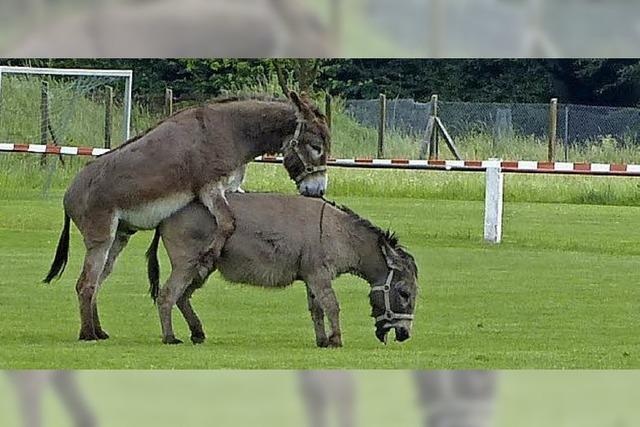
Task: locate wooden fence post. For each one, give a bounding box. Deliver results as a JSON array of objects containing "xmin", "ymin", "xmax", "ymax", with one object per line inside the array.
[
  {"xmin": 564, "ymin": 104, "xmax": 569, "ymax": 162},
  {"xmin": 39, "ymin": 80, "xmax": 49, "ymax": 166},
  {"xmin": 40, "ymin": 80, "xmax": 49, "ymax": 146},
  {"xmin": 325, "ymin": 92, "xmax": 332, "ymax": 130},
  {"xmin": 429, "ymin": 94, "xmax": 439, "ymax": 160},
  {"xmin": 165, "ymin": 88, "xmax": 174, "ymax": 117},
  {"xmin": 378, "ymin": 93, "xmax": 386, "ymax": 158},
  {"xmin": 104, "ymin": 86, "xmax": 113, "ymax": 149},
  {"xmin": 419, "ymin": 116, "xmax": 435, "ymax": 160},
  {"xmin": 548, "ymin": 98, "xmax": 558, "ymax": 162}
]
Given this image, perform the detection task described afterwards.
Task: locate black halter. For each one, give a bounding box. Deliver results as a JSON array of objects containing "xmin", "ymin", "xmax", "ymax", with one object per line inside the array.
[{"xmin": 281, "ymin": 118, "xmax": 327, "ymax": 184}]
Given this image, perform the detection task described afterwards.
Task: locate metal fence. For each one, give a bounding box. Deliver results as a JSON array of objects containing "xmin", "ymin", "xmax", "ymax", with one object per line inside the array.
[{"xmin": 346, "ymin": 98, "xmax": 640, "ymax": 148}]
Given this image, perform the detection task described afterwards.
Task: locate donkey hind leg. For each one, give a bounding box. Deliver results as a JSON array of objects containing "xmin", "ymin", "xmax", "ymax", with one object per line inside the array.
[
  {"xmin": 197, "ymin": 183, "xmax": 236, "ymax": 279},
  {"xmin": 50, "ymin": 371, "xmax": 96, "ymax": 427},
  {"xmin": 306, "ymin": 277, "xmax": 342, "ymax": 348},
  {"xmin": 305, "ymin": 285, "xmax": 329, "ymax": 348},
  {"xmin": 76, "ymin": 236, "xmax": 114, "ymax": 341},
  {"xmin": 176, "ymin": 281, "xmax": 206, "ymax": 344},
  {"xmin": 91, "ymin": 231, "xmax": 131, "ymax": 340},
  {"xmin": 157, "ymin": 268, "xmax": 196, "ymax": 344}
]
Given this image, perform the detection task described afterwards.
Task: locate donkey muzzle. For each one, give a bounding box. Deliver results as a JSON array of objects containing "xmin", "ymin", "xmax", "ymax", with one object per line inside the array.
[
  {"xmin": 375, "ymin": 325, "xmax": 390, "ymax": 344},
  {"xmin": 395, "ymin": 326, "xmax": 411, "ymax": 342},
  {"xmin": 376, "ymin": 321, "xmax": 412, "ymax": 344},
  {"xmin": 298, "ymin": 173, "xmax": 327, "ymax": 198}
]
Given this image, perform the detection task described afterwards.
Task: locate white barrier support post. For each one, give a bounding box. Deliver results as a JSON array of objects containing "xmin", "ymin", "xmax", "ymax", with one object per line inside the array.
[{"xmin": 484, "ymin": 159, "xmax": 503, "ymax": 244}]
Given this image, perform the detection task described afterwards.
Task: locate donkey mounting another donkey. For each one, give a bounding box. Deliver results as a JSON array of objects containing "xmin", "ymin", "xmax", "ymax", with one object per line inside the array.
[{"xmin": 43, "ymin": 91, "xmax": 331, "ymax": 341}]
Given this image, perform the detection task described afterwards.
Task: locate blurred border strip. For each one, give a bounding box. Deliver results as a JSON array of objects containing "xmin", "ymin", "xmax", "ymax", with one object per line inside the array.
[{"xmin": 1, "ymin": 0, "xmax": 640, "ymax": 58}]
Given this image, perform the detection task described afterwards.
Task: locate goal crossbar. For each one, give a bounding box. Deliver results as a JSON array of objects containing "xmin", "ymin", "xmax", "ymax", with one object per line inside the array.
[{"xmin": 0, "ymin": 66, "xmax": 134, "ymax": 141}]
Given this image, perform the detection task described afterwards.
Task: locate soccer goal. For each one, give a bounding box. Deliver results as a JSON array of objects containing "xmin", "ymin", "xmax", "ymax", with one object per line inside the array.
[{"xmin": 0, "ymin": 66, "xmax": 133, "ymax": 148}]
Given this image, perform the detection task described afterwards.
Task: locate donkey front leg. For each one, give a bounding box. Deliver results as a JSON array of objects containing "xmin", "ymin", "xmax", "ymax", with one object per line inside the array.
[
  {"xmin": 306, "ymin": 277, "xmax": 342, "ymax": 348},
  {"xmin": 197, "ymin": 183, "xmax": 236, "ymax": 279},
  {"xmin": 157, "ymin": 268, "xmax": 196, "ymax": 344},
  {"xmin": 305, "ymin": 285, "xmax": 329, "ymax": 348}
]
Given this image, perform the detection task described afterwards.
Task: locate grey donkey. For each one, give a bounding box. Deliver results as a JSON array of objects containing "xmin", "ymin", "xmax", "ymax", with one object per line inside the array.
[
  {"xmin": 43, "ymin": 93, "xmax": 331, "ymax": 342},
  {"xmin": 146, "ymin": 193, "xmax": 418, "ymax": 346},
  {"xmin": 6, "ymin": 371, "xmax": 96, "ymax": 427}
]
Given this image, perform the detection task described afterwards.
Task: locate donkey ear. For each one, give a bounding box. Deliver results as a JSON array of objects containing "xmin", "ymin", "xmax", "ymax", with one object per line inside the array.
[
  {"xmin": 380, "ymin": 242, "xmax": 400, "ymax": 268},
  {"xmin": 289, "ymin": 90, "xmax": 304, "ymax": 110}
]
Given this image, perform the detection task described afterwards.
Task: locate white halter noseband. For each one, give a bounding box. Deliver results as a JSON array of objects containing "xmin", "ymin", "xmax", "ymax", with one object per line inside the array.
[{"xmin": 371, "ymin": 262, "xmax": 414, "ymax": 324}]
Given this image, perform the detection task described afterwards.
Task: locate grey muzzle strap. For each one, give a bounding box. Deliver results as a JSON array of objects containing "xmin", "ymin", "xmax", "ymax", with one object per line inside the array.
[
  {"xmin": 371, "ymin": 268, "xmax": 414, "ymax": 324},
  {"xmin": 282, "ymin": 118, "xmax": 327, "ymax": 184}
]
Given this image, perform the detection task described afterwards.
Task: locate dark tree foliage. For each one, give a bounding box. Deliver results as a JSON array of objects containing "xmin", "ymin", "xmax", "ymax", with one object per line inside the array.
[
  {"xmin": 2, "ymin": 58, "xmax": 640, "ymax": 107},
  {"xmin": 318, "ymin": 59, "xmax": 554, "ymax": 103}
]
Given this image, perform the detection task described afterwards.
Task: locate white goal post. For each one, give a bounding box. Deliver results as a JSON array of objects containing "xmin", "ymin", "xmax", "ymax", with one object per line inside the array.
[{"xmin": 0, "ymin": 66, "xmax": 133, "ymax": 141}]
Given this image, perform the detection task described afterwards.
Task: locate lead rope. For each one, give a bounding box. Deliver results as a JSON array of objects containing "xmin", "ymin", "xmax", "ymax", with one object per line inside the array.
[{"xmin": 319, "ymin": 199, "xmax": 328, "ymax": 241}]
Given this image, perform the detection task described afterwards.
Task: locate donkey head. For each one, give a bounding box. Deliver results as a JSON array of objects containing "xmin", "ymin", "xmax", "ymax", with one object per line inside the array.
[
  {"xmin": 370, "ymin": 238, "xmax": 419, "ymax": 344},
  {"xmin": 282, "ymin": 91, "xmax": 331, "ymax": 197}
]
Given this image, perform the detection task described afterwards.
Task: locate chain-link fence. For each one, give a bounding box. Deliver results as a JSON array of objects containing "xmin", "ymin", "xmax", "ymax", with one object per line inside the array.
[
  {"xmin": 0, "ymin": 72, "xmax": 163, "ymax": 199},
  {"xmin": 344, "ymin": 98, "xmax": 640, "ymax": 162}
]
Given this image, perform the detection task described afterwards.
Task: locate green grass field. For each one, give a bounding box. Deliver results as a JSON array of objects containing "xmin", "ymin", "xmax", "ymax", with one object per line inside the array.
[
  {"xmin": 0, "ymin": 371, "xmax": 638, "ymax": 426},
  {"xmin": 1, "ymin": 164, "xmax": 639, "ymax": 369}
]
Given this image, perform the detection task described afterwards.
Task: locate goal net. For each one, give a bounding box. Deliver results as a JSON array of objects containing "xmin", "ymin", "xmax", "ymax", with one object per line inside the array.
[{"xmin": 0, "ymin": 66, "xmax": 133, "ymax": 149}]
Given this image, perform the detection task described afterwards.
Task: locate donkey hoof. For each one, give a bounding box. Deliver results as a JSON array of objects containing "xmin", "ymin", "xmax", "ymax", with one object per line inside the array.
[
  {"xmin": 162, "ymin": 336, "xmax": 183, "ymax": 345},
  {"xmin": 96, "ymin": 330, "xmax": 110, "ymax": 340},
  {"xmin": 327, "ymin": 335, "xmax": 343, "ymax": 348},
  {"xmin": 191, "ymin": 334, "xmax": 206, "ymax": 345},
  {"xmin": 78, "ymin": 331, "xmax": 99, "ymax": 341},
  {"xmin": 316, "ymin": 338, "xmax": 330, "ymax": 348}
]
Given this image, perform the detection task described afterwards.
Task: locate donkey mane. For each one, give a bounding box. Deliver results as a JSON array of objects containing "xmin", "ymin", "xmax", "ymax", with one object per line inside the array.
[
  {"xmin": 322, "ymin": 199, "xmax": 399, "ymax": 249},
  {"xmin": 322, "ymin": 198, "xmax": 418, "ymax": 277},
  {"xmin": 212, "ymin": 92, "xmax": 288, "ymax": 104},
  {"xmin": 213, "ymin": 93, "xmax": 326, "ymax": 120},
  {"xmin": 97, "ymin": 93, "xmax": 294, "ymax": 158}
]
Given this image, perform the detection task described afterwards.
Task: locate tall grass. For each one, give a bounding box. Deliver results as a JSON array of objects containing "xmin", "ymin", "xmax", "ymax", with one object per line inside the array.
[
  {"xmin": 4, "ymin": 75, "xmax": 640, "ymax": 207},
  {"xmin": 0, "ymin": 76, "xmax": 162, "ymax": 147},
  {"xmin": 241, "ymin": 163, "xmax": 640, "ymax": 207}
]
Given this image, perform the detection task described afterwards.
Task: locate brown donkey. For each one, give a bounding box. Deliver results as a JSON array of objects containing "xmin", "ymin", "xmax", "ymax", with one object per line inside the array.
[
  {"xmin": 146, "ymin": 193, "xmax": 418, "ymax": 346},
  {"xmin": 43, "ymin": 93, "xmax": 331, "ymax": 341}
]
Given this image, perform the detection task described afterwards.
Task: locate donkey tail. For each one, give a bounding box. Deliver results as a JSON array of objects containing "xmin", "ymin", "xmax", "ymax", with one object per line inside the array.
[
  {"xmin": 146, "ymin": 228, "xmax": 161, "ymax": 304},
  {"xmin": 43, "ymin": 212, "xmax": 71, "ymax": 284}
]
